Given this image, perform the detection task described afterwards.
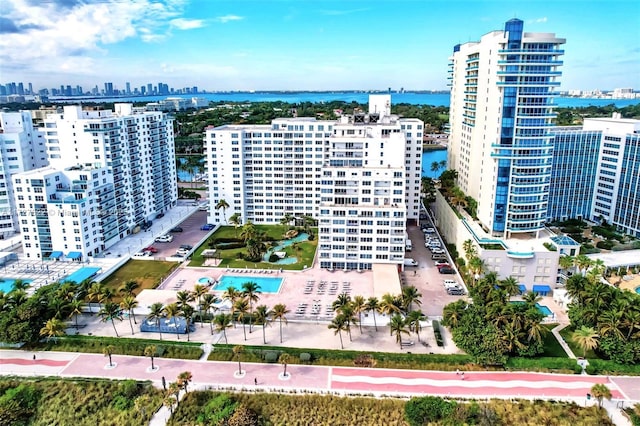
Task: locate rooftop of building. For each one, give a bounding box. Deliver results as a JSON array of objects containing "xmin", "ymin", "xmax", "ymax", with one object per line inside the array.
[{"xmin": 587, "ymin": 249, "xmax": 640, "ymax": 268}]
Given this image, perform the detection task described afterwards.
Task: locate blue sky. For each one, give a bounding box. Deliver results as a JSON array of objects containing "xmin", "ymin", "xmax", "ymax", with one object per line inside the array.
[{"xmin": 1, "ymin": 0, "xmax": 639, "ymax": 92}]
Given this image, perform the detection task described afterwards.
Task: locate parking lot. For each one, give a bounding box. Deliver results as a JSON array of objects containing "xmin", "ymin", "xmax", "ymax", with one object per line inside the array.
[
  {"xmin": 401, "ymin": 217, "xmax": 468, "ymax": 317},
  {"xmin": 140, "ymin": 209, "xmax": 212, "ymax": 260}
]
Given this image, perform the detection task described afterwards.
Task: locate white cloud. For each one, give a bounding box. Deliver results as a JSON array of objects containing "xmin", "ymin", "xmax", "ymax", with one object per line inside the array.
[
  {"xmin": 529, "ymin": 17, "xmax": 548, "ymax": 24},
  {"xmin": 170, "ymin": 18, "xmax": 205, "ymax": 30},
  {"xmin": 214, "ymin": 14, "xmax": 244, "ymax": 24}
]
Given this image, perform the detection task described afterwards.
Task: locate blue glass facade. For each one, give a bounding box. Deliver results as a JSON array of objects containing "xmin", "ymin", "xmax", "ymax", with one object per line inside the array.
[
  {"xmin": 491, "ymin": 19, "xmax": 562, "ymax": 234},
  {"xmin": 613, "ymin": 134, "xmax": 640, "ymax": 236}
]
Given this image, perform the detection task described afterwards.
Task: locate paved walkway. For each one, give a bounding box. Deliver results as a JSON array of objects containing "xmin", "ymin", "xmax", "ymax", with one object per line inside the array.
[
  {"xmin": 552, "ymin": 323, "xmax": 577, "ymax": 359},
  {"xmin": 0, "ymin": 350, "xmax": 636, "ymax": 425}
]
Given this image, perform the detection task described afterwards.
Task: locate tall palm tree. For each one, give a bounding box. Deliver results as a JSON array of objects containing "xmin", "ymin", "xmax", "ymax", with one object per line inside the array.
[
  {"xmin": 389, "ymin": 314, "xmax": 410, "ymax": 348},
  {"xmin": 148, "ymin": 302, "xmax": 165, "ymax": 341},
  {"xmin": 233, "ymin": 345, "xmax": 244, "ymax": 374},
  {"xmin": 462, "ymin": 239, "xmax": 477, "ymax": 262},
  {"xmin": 574, "ymin": 255, "xmax": 593, "ymax": 274},
  {"xmin": 87, "ymin": 282, "xmax": 105, "ymax": 314},
  {"xmin": 120, "ymin": 296, "xmax": 139, "ymax": 335},
  {"xmin": 176, "ymin": 290, "xmax": 194, "ymax": 309},
  {"xmin": 522, "ymin": 291, "xmax": 542, "ymax": 309},
  {"xmin": 98, "ymin": 302, "xmax": 123, "ymax": 337},
  {"xmin": 215, "ymin": 199, "xmax": 230, "ymax": 224},
  {"xmin": 468, "ymin": 257, "xmax": 486, "ymax": 284},
  {"xmin": 271, "ymin": 303, "xmax": 289, "ymax": 343},
  {"xmin": 233, "ymin": 298, "xmax": 250, "ymax": 341},
  {"xmin": 254, "ymin": 305, "xmax": 271, "ymax": 344},
  {"xmin": 40, "ymin": 318, "xmax": 66, "ymax": 343},
  {"xmin": 279, "ymin": 353, "xmax": 290, "ymax": 377},
  {"xmin": 280, "ymin": 213, "xmax": 294, "ymax": 233},
  {"xmin": 144, "ymin": 345, "xmax": 157, "ymax": 370},
  {"xmin": 191, "ymin": 284, "xmax": 208, "ymax": 326},
  {"xmin": 571, "ymin": 326, "xmax": 599, "ymax": 357},
  {"xmin": 213, "ymin": 313, "xmax": 233, "ymax": 343},
  {"xmin": 200, "ymin": 293, "xmax": 219, "ymax": 333},
  {"xmin": 103, "ymin": 345, "xmax": 116, "ymax": 367},
  {"xmin": 558, "ymin": 255, "xmax": 575, "ymax": 272},
  {"xmin": 69, "ymin": 299, "xmax": 84, "ymax": 329},
  {"xmin": 10, "ymin": 279, "xmax": 29, "ymax": 293},
  {"xmin": 406, "ymin": 310, "xmax": 426, "ymax": 342},
  {"xmin": 181, "ymin": 304, "xmax": 195, "ymax": 342},
  {"xmin": 163, "ymin": 303, "xmax": 181, "ymax": 340},
  {"xmin": 598, "ymin": 309, "xmax": 625, "ymax": 340},
  {"xmin": 442, "ymin": 300, "xmax": 467, "ymax": 328},
  {"xmin": 239, "ymin": 221, "xmax": 257, "ymax": 243},
  {"xmin": 339, "ymin": 305, "xmax": 358, "ymax": 341},
  {"xmin": 332, "ymin": 293, "xmax": 352, "ymax": 313},
  {"xmin": 229, "ymin": 213, "xmax": 242, "ymax": 237},
  {"xmin": 56, "ymin": 282, "xmax": 76, "ymax": 302},
  {"xmin": 590, "ymin": 383, "xmax": 612, "ymax": 408},
  {"xmin": 566, "ymin": 274, "xmax": 590, "ymax": 307},
  {"xmin": 120, "ymin": 280, "xmax": 139, "ymax": 298},
  {"xmin": 379, "ymin": 293, "xmax": 402, "ymax": 335},
  {"xmin": 223, "ymin": 286, "xmax": 242, "ymax": 327},
  {"xmin": 365, "ymin": 297, "xmax": 380, "ymax": 332},
  {"xmin": 177, "ymin": 371, "xmax": 193, "ymax": 393},
  {"xmin": 351, "ymin": 295, "xmax": 366, "ymax": 333},
  {"xmin": 241, "ymin": 281, "xmax": 261, "ymax": 333},
  {"xmin": 401, "ymin": 286, "xmax": 422, "ymax": 313},
  {"xmin": 499, "ymin": 276, "xmax": 520, "ymax": 298},
  {"xmin": 622, "ymin": 308, "xmax": 640, "ymax": 340},
  {"xmin": 328, "ymin": 315, "xmax": 348, "ymax": 349}
]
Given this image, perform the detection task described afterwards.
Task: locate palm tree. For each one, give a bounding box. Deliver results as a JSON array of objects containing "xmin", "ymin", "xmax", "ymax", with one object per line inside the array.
[
  {"xmin": 177, "ymin": 371, "xmax": 193, "ymax": 393},
  {"xmin": 233, "ymin": 345, "xmax": 244, "ymax": 375},
  {"xmin": 181, "ymin": 304, "xmax": 195, "ymax": 342},
  {"xmin": 339, "ymin": 304, "xmax": 358, "ymax": 341},
  {"xmin": 332, "ymin": 292, "xmax": 352, "ymax": 313},
  {"xmin": 213, "ymin": 313, "xmax": 233, "ymax": 343},
  {"xmin": 279, "ymin": 353, "xmax": 290, "ymax": 377},
  {"xmin": 215, "ymin": 199, "xmax": 230, "ymax": 223},
  {"xmin": 10, "ymin": 279, "xmax": 29, "ymax": 293},
  {"xmin": 365, "ymin": 297, "xmax": 380, "ymax": 332},
  {"xmin": 571, "ymin": 326, "xmax": 599, "ymax": 357},
  {"xmin": 468, "ymin": 257, "xmax": 486, "ymax": 283},
  {"xmin": 430, "ymin": 161, "xmax": 441, "ymax": 175},
  {"xmin": 176, "ymin": 290, "xmax": 194, "ymax": 309},
  {"xmin": 69, "ymin": 299, "xmax": 84, "ymax": 329},
  {"xmin": 462, "ymin": 239, "xmax": 477, "ymax": 262},
  {"xmin": 229, "ymin": 213, "xmax": 242, "ymax": 237},
  {"xmin": 526, "ymin": 319, "xmax": 548, "ymax": 345},
  {"xmin": 522, "ymin": 291, "xmax": 542, "ymax": 309},
  {"xmin": 574, "ymin": 254, "xmax": 593, "ymax": 274},
  {"xmin": 389, "ymin": 314, "xmax": 410, "ymax": 348},
  {"xmin": 200, "ymin": 293, "xmax": 219, "ymax": 334},
  {"xmin": 598, "ymin": 309, "xmax": 625, "ymax": 340},
  {"xmin": 590, "ymin": 383, "xmax": 612, "ymax": 408},
  {"xmin": 499, "ymin": 276, "xmax": 520, "ymax": 298},
  {"xmin": 351, "ymin": 295, "xmax": 366, "ymax": 333},
  {"xmin": 120, "ymin": 280, "xmax": 139, "ymax": 298},
  {"xmin": 98, "ymin": 302, "xmax": 123, "ymax": 337},
  {"xmin": 223, "ymin": 286, "xmax": 242, "ymax": 327},
  {"xmin": 280, "ymin": 213, "xmax": 294, "ymax": 233},
  {"xmin": 56, "ymin": 282, "xmax": 76, "ymax": 302},
  {"xmin": 401, "ymin": 286, "xmax": 422, "ymax": 313},
  {"xmin": 100, "ymin": 287, "xmax": 116, "ymax": 304},
  {"xmin": 328, "ymin": 315, "xmax": 348, "ymax": 349},
  {"xmin": 239, "ymin": 221, "xmax": 257, "ymax": 243},
  {"xmin": 558, "ymin": 255, "xmax": 574, "ymax": 272},
  {"xmin": 234, "ymin": 298, "xmax": 250, "ymax": 341},
  {"xmin": 241, "ymin": 281, "xmax": 261, "ymax": 333},
  {"xmin": 191, "ymin": 284, "xmax": 208, "ymax": 327},
  {"xmin": 144, "ymin": 345, "xmax": 157, "ymax": 370},
  {"xmin": 103, "ymin": 345, "xmax": 115, "ymax": 367},
  {"xmin": 163, "ymin": 303, "xmax": 181, "ymax": 340},
  {"xmin": 272, "ymin": 303, "xmax": 289, "ymax": 343},
  {"xmin": 379, "ymin": 293, "xmax": 402, "ymax": 335},
  {"xmin": 622, "ymin": 308, "xmax": 640, "ymax": 340},
  {"xmin": 406, "ymin": 310, "xmax": 426, "ymax": 342},
  {"xmin": 39, "ymin": 318, "xmax": 66, "ymax": 343},
  {"xmin": 442, "ymin": 300, "xmax": 467, "ymax": 328},
  {"xmin": 254, "ymin": 305, "xmax": 271, "ymax": 344},
  {"xmin": 148, "ymin": 302, "xmax": 165, "ymax": 341},
  {"xmin": 120, "ymin": 296, "xmax": 139, "ymax": 335},
  {"xmin": 87, "ymin": 282, "xmax": 105, "ymax": 314}
]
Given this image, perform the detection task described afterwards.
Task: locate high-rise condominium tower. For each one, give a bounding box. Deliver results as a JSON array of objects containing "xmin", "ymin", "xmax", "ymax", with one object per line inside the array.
[{"xmin": 448, "ymin": 19, "xmax": 565, "ymax": 238}]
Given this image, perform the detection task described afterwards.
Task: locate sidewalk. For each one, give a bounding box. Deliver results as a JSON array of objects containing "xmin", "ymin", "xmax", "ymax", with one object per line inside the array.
[{"xmin": 1, "ymin": 349, "xmax": 636, "ymax": 426}]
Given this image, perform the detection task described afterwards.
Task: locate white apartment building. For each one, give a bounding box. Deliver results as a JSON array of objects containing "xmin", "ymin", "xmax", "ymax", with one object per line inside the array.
[
  {"xmin": 204, "ymin": 95, "xmax": 423, "ymax": 270},
  {"xmin": 448, "ymin": 19, "xmax": 565, "ymax": 238},
  {"xmin": 10, "ymin": 103, "xmax": 179, "ymax": 258},
  {"xmin": 0, "ymin": 111, "xmax": 47, "ymax": 238},
  {"xmin": 12, "ymin": 165, "xmax": 115, "ymax": 260}
]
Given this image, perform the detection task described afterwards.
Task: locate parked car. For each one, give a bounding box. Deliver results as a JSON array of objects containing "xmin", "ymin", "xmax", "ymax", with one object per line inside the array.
[
  {"xmin": 142, "ymin": 246, "xmax": 158, "ymax": 253},
  {"xmin": 430, "ymin": 248, "xmax": 446, "ymax": 254},
  {"xmin": 141, "ymin": 220, "xmax": 152, "ymax": 230},
  {"xmin": 156, "ymin": 213, "xmax": 165, "ymax": 219},
  {"xmin": 200, "ymin": 224, "xmax": 215, "ymax": 231},
  {"xmin": 436, "ymin": 263, "xmax": 451, "ymax": 270},
  {"xmin": 198, "ymin": 205, "xmax": 209, "ymax": 211},
  {"xmin": 403, "ymin": 258, "xmax": 418, "ymax": 267},
  {"xmin": 424, "ymin": 227, "xmax": 436, "ymax": 233},
  {"xmin": 443, "ymin": 279, "xmax": 459, "ymax": 289},
  {"xmin": 133, "ymin": 251, "xmax": 151, "ymax": 258},
  {"xmin": 434, "ymin": 260, "xmax": 450, "ymax": 267},
  {"xmin": 179, "ymin": 244, "xmax": 193, "ymax": 250},
  {"xmin": 176, "ymin": 248, "xmax": 190, "ymax": 256},
  {"xmin": 169, "ymin": 226, "xmax": 183, "ymax": 233},
  {"xmin": 438, "ymin": 267, "xmax": 456, "ymax": 275},
  {"xmin": 155, "ymin": 234, "xmax": 173, "ymax": 243},
  {"xmin": 447, "ymin": 288, "xmax": 466, "ymax": 296},
  {"xmin": 432, "ymin": 253, "xmax": 448, "ymax": 260}
]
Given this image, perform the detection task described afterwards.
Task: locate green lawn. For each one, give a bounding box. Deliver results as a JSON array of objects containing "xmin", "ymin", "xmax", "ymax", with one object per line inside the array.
[
  {"xmin": 100, "ymin": 260, "xmax": 179, "ymax": 301},
  {"xmin": 541, "ymin": 324, "xmax": 568, "ymax": 357},
  {"xmin": 559, "ymin": 326, "xmax": 601, "ymax": 359},
  {"xmin": 189, "ymin": 226, "xmax": 317, "ymax": 270}
]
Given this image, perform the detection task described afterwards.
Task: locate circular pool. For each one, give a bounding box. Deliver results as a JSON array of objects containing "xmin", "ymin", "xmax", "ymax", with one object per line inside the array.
[{"xmin": 198, "ymin": 277, "xmax": 212, "ymax": 285}]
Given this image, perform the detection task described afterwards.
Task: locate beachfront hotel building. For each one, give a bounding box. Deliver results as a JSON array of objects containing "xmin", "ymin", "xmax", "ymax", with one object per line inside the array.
[
  {"xmin": 204, "ymin": 95, "xmax": 424, "ymax": 270},
  {"xmin": 447, "ymin": 18, "xmax": 565, "ymax": 239},
  {"xmin": 0, "ymin": 111, "xmax": 47, "ymax": 238},
  {"xmin": 549, "ymin": 115, "xmax": 640, "ymax": 237},
  {"xmin": 12, "ymin": 104, "xmax": 177, "ymax": 259}
]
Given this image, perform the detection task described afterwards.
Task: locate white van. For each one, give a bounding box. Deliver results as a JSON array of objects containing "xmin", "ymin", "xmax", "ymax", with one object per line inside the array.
[
  {"xmin": 404, "ymin": 258, "xmax": 418, "ymax": 267},
  {"xmin": 405, "ymin": 239, "xmax": 413, "ymax": 251}
]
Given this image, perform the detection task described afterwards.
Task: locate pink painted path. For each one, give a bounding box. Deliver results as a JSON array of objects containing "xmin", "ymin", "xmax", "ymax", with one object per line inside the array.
[{"xmin": 1, "ymin": 358, "xmax": 69, "ymax": 367}]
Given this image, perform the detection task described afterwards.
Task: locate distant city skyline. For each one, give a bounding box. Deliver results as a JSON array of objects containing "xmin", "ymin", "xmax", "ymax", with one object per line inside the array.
[{"xmin": 1, "ymin": 0, "xmax": 639, "ymax": 91}]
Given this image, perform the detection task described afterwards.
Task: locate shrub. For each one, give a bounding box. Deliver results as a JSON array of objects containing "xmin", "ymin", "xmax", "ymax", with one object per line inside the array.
[
  {"xmin": 596, "ymin": 240, "xmax": 616, "ymax": 250},
  {"xmin": 432, "ymin": 320, "xmax": 444, "ymax": 347},
  {"xmin": 405, "ymin": 396, "xmax": 457, "ymax": 426},
  {"xmin": 543, "ymin": 242, "xmax": 557, "ymax": 251},
  {"xmin": 264, "ymin": 351, "xmax": 280, "ymax": 363},
  {"xmin": 299, "ymin": 353, "xmax": 311, "ymax": 363},
  {"xmin": 585, "ymin": 364, "xmax": 597, "ymax": 375}
]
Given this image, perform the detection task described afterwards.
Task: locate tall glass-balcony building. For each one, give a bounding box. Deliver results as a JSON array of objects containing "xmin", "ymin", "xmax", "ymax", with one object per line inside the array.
[{"xmin": 448, "ymin": 19, "xmax": 565, "ymax": 238}]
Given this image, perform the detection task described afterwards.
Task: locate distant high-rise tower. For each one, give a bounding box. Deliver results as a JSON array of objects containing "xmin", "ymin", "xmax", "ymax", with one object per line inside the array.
[
  {"xmin": 104, "ymin": 82, "xmax": 114, "ymax": 96},
  {"xmin": 448, "ymin": 19, "xmax": 565, "ymax": 238}
]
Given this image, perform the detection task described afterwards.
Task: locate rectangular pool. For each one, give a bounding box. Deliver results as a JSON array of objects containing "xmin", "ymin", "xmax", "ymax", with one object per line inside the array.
[
  {"xmin": 0, "ymin": 278, "xmax": 33, "ymax": 293},
  {"xmin": 214, "ymin": 275, "xmax": 283, "ymax": 293},
  {"xmin": 510, "ymin": 301, "xmax": 553, "ymax": 316},
  {"xmin": 61, "ymin": 267, "xmax": 101, "ymax": 284}
]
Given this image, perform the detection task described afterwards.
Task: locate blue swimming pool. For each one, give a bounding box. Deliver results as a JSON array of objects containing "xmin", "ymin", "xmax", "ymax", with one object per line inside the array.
[
  {"xmin": 61, "ymin": 267, "xmax": 101, "ymax": 284},
  {"xmin": 0, "ymin": 278, "xmax": 33, "ymax": 293},
  {"xmin": 214, "ymin": 275, "xmax": 283, "ymax": 293},
  {"xmin": 510, "ymin": 301, "xmax": 553, "ymax": 316},
  {"xmin": 262, "ymin": 233, "xmax": 309, "ymax": 263}
]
